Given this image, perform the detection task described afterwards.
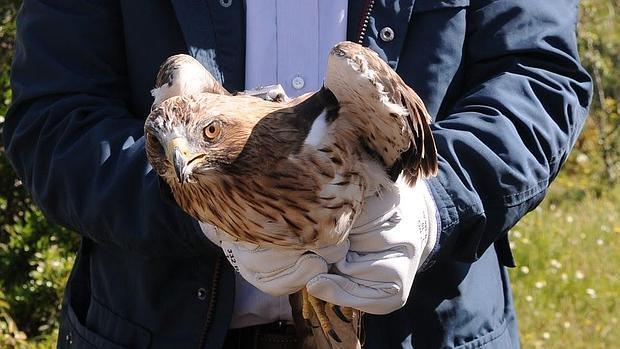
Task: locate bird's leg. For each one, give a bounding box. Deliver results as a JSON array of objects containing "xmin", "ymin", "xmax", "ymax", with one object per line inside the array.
[
  {"xmin": 340, "ymin": 307, "xmax": 363, "ymax": 340},
  {"xmin": 302, "ymin": 288, "xmax": 341, "ymax": 343},
  {"xmin": 309, "ymin": 296, "xmax": 338, "ymax": 342},
  {"xmin": 301, "ymin": 287, "xmax": 313, "ymax": 321}
]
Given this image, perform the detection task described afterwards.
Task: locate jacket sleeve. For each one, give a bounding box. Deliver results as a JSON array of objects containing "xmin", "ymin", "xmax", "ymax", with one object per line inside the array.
[
  {"xmin": 424, "ymin": 0, "xmax": 593, "ymax": 265},
  {"xmin": 4, "ymin": 0, "xmax": 215, "ymax": 257}
]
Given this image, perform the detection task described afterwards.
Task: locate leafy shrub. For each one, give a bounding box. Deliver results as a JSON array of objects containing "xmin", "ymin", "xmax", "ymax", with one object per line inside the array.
[{"xmin": 1, "ymin": 2, "xmax": 78, "ymax": 347}]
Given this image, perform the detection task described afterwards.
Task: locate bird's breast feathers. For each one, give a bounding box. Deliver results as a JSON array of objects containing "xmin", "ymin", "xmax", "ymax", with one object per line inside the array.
[{"xmin": 145, "ymin": 41, "xmax": 437, "ymax": 250}]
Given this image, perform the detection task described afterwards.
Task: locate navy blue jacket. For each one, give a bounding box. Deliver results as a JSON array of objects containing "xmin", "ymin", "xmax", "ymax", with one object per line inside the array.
[{"xmin": 5, "ymin": 0, "xmax": 592, "ymax": 348}]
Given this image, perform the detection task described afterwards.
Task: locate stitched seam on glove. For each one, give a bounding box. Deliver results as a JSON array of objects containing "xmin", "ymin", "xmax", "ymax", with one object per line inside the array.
[
  {"xmin": 308, "ymin": 275, "xmax": 400, "ymax": 297},
  {"xmin": 255, "ymin": 253, "xmax": 325, "ymax": 280},
  {"xmin": 419, "ymin": 180, "xmax": 441, "ymax": 271}
]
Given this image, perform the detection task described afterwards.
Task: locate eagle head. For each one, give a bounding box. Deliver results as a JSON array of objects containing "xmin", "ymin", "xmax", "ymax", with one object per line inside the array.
[
  {"xmin": 145, "ymin": 93, "xmax": 270, "ymax": 184},
  {"xmin": 145, "ymin": 54, "xmax": 272, "ymax": 185}
]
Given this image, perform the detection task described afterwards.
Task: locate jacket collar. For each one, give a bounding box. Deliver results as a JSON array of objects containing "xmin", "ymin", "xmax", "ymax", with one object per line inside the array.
[
  {"xmin": 348, "ymin": 0, "xmax": 415, "ymax": 69},
  {"xmin": 170, "ymin": 0, "xmax": 413, "ymax": 89},
  {"xmin": 170, "ymin": 0, "xmax": 245, "ymax": 92}
]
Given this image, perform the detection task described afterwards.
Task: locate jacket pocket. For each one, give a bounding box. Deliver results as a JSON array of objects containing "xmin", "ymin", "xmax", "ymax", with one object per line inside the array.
[
  {"xmin": 59, "ymin": 297, "xmax": 152, "ymax": 349},
  {"xmin": 60, "ymin": 300, "xmax": 129, "ymax": 349},
  {"xmin": 413, "ymin": 0, "xmax": 470, "ymax": 12},
  {"xmin": 85, "ymin": 297, "xmax": 152, "ymax": 348},
  {"xmin": 58, "ymin": 239, "xmax": 151, "ymax": 349}
]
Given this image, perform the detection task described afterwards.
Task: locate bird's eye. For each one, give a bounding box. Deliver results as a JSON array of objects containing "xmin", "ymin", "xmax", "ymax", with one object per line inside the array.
[{"xmin": 203, "ymin": 121, "xmax": 222, "ymax": 141}]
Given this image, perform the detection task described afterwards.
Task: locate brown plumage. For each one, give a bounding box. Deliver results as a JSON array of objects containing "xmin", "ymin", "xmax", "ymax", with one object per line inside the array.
[{"xmin": 145, "ymin": 41, "xmax": 437, "ymax": 348}]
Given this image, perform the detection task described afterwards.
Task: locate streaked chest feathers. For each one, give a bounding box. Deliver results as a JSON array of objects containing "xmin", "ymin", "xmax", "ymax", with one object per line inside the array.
[{"xmin": 145, "ymin": 42, "xmax": 437, "ymax": 250}]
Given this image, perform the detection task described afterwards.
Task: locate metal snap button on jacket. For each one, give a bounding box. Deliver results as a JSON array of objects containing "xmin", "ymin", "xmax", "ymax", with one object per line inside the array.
[
  {"xmin": 65, "ymin": 331, "xmax": 73, "ymax": 345},
  {"xmin": 379, "ymin": 27, "xmax": 395, "ymax": 42},
  {"xmin": 197, "ymin": 287, "xmax": 208, "ymax": 300},
  {"xmin": 220, "ymin": 0, "xmax": 232, "ymax": 8}
]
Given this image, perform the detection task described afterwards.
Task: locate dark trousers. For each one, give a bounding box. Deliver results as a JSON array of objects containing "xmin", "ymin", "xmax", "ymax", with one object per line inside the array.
[{"xmin": 223, "ymin": 321, "xmax": 301, "ymax": 349}]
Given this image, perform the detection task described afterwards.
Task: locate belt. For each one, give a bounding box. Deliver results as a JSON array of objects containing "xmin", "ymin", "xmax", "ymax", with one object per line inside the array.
[{"xmin": 222, "ymin": 321, "xmax": 301, "ymax": 349}]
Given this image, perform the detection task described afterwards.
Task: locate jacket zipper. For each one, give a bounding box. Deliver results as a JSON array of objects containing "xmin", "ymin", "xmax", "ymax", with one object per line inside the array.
[
  {"xmin": 197, "ymin": 256, "xmax": 223, "ymax": 349},
  {"xmin": 356, "ymin": 0, "xmax": 376, "ymax": 44}
]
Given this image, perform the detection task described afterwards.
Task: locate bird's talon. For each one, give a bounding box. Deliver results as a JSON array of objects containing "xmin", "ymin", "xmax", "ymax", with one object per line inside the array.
[
  {"xmin": 328, "ymin": 329, "xmax": 342, "ymax": 343},
  {"xmin": 342, "ymin": 306, "xmax": 354, "ymax": 320},
  {"xmin": 301, "ymin": 288, "xmax": 312, "ymax": 320},
  {"xmin": 332, "ymin": 305, "xmax": 351, "ymax": 323}
]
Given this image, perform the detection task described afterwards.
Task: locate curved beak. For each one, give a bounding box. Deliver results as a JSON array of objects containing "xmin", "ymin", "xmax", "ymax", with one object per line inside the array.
[
  {"xmin": 167, "ymin": 138, "xmax": 202, "ymax": 183},
  {"xmin": 172, "ymin": 148, "xmax": 190, "ymax": 183}
]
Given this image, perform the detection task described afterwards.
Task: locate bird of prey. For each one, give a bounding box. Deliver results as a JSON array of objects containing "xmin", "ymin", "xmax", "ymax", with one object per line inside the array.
[{"xmin": 145, "ymin": 41, "xmax": 438, "ymax": 348}]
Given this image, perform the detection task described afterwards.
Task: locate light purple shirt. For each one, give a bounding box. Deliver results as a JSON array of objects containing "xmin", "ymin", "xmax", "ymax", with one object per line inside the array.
[
  {"xmin": 245, "ymin": 0, "xmax": 348, "ymax": 98},
  {"xmin": 231, "ymin": 0, "xmax": 348, "ymax": 329}
]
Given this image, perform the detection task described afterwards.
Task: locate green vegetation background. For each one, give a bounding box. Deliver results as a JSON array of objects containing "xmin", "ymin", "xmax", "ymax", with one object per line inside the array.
[{"xmin": 0, "ymin": 1, "xmax": 618, "ymax": 347}]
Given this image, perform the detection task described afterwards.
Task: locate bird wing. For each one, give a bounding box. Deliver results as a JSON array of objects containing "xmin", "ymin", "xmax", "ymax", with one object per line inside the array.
[{"xmin": 324, "ymin": 41, "xmax": 438, "ymax": 185}]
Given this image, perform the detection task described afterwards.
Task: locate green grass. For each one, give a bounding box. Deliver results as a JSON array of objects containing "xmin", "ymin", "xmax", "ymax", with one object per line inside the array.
[{"xmin": 509, "ymin": 180, "xmax": 619, "ymax": 348}]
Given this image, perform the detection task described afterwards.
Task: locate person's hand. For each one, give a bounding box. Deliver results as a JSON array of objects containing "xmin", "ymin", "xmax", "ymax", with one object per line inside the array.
[
  {"xmin": 200, "ymin": 222, "xmax": 349, "ymax": 295},
  {"xmin": 307, "ymin": 176, "xmax": 438, "ymax": 314}
]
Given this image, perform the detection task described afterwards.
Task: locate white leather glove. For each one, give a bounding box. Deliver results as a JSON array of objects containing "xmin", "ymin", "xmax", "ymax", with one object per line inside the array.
[
  {"xmin": 200, "ymin": 222, "xmax": 349, "ymax": 296},
  {"xmin": 307, "ymin": 175, "xmax": 439, "ymax": 315}
]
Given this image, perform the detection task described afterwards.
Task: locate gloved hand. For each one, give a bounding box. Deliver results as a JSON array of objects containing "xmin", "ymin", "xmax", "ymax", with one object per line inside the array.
[
  {"xmin": 200, "ymin": 222, "xmax": 349, "ymax": 296},
  {"xmin": 307, "ymin": 175, "xmax": 439, "ymax": 315}
]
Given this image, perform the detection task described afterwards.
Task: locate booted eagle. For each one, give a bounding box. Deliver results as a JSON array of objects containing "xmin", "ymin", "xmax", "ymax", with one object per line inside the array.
[{"xmin": 145, "ymin": 41, "xmax": 437, "ymax": 348}]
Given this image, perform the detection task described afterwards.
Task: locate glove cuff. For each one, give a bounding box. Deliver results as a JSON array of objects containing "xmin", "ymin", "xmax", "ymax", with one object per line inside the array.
[
  {"xmin": 416, "ymin": 179, "xmax": 440, "ymax": 271},
  {"xmin": 199, "ymin": 221, "xmax": 223, "ymax": 247},
  {"xmin": 394, "ymin": 175, "xmax": 439, "ymax": 271}
]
